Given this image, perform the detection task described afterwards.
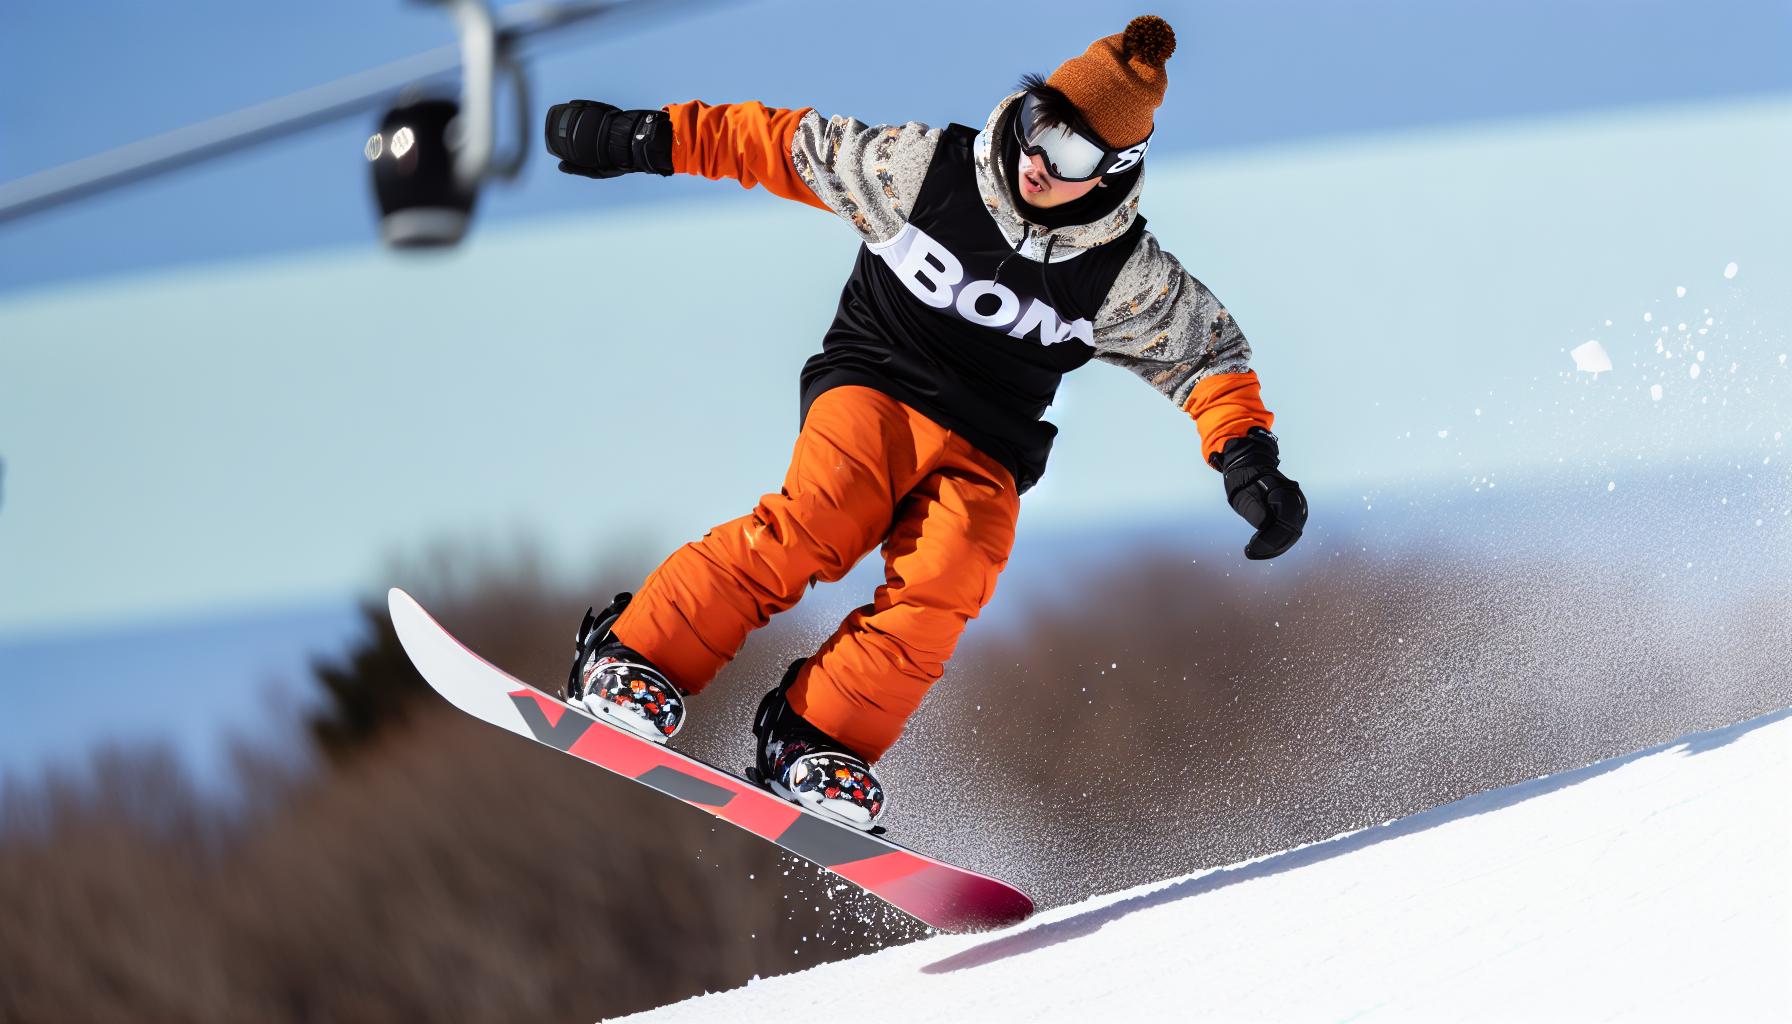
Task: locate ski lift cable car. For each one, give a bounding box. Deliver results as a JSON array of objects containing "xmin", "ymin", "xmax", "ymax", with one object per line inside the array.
[{"xmin": 0, "ymin": 0, "xmax": 721, "ymax": 246}]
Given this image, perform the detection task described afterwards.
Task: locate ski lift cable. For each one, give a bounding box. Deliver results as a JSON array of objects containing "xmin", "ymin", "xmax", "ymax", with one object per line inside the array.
[{"xmin": 0, "ymin": 0, "xmax": 719, "ymax": 225}]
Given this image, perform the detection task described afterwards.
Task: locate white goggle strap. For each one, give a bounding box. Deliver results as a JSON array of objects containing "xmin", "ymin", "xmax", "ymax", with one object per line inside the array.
[{"xmin": 1103, "ymin": 136, "xmax": 1151, "ymax": 175}]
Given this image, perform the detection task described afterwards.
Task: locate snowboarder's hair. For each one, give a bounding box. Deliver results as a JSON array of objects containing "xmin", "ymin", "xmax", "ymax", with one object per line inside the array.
[{"xmin": 1015, "ymin": 73, "xmax": 1100, "ymax": 141}]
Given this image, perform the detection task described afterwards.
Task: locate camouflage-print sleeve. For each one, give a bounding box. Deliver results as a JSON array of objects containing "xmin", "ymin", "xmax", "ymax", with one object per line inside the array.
[
  {"xmin": 789, "ymin": 111, "xmax": 943, "ymax": 245},
  {"xmin": 1090, "ymin": 230, "xmax": 1254, "ymax": 407}
]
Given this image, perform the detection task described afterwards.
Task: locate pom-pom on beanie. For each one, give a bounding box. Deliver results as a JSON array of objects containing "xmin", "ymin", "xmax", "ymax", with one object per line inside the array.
[{"xmin": 1046, "ymin": 15, "xmax": 1176, "ymax": 149}]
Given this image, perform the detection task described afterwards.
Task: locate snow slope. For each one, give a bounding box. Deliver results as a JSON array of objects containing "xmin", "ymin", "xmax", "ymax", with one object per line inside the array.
[{"xmin": 622, "ymin": 709, "xmax": 1790, "ymax": 1023}]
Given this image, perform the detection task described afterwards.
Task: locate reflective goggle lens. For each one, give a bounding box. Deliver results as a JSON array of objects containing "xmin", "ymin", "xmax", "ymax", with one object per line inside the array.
[{"xmin": 1018, "ymin": 95, "xmax": 1108, "ymax": 181}]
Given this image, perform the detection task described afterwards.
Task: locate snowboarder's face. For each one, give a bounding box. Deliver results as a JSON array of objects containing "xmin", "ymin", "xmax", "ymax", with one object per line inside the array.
[{"xmin": 1017, "ymin": 151, "xmax": 1104, "ymax": 208}]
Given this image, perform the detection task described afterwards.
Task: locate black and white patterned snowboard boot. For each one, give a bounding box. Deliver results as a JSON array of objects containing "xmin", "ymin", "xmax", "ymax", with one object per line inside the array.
[
  {"xmin": 565, "ymin": 593, "xmax": 685, "ymax": 743},
  {"xmin": 750, "ymin": 659, "xmax": 887, "ymax": 831}
]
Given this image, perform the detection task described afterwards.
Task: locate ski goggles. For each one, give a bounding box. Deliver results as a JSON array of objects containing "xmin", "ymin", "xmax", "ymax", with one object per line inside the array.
[{"xmin": 1012, "ymin": 92, "xmax": 1151, "ymax": 182}]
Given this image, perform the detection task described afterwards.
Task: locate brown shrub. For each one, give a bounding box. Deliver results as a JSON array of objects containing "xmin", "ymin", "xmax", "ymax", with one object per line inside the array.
[
  {"xmin": 0, "ymin": 560, "xmax": 916, "ymax": 1024},
  {"xmin": 876, "ymin": 543, "xmax": 1792, "ymax": 907}
]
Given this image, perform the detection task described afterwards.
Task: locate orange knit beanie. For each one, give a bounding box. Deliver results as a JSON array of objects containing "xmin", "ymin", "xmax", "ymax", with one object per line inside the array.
[{"xmin": 1046, "ymin": 15, "xmax": 1176, "ymax": 149}]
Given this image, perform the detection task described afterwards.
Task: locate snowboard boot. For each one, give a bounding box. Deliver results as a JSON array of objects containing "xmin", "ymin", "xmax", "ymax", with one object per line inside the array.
[
  {"xmin": 566, "ymin": 593, "xmax": 686, "ymax": 743},
  {"xmin": 750, "ymin": 659, "xmax": 887, "ymax": 831}
]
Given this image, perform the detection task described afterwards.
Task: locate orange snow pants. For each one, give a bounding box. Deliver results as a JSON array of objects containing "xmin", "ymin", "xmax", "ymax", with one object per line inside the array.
[{"xmin": 610, "ymin": 386, "xmax": 1019, "ymax": 763}]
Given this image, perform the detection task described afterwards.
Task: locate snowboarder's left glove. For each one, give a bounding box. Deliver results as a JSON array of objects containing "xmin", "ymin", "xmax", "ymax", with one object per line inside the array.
[
  {"xmin": 544, "ymin": 100, "xmax": 674, "ymax": 178},
  {"xmin": 1210, "ymin": 427, "xmax": 1307, "ymax": 560}
]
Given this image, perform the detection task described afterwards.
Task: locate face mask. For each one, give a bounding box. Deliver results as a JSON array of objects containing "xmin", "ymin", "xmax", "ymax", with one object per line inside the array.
[{"xmin": 1013, "ymin": 92, "xmax": 1151, "ymax": 182}]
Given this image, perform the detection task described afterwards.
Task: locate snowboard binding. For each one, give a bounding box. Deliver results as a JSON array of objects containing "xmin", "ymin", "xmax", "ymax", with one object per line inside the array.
[
  {"xmin": 750, "ymin": 659, "xmax": 888, "ymax": 833},
  {"xmin": 567, "ymin": 593, "xmax": 686, "ymax": 743}
]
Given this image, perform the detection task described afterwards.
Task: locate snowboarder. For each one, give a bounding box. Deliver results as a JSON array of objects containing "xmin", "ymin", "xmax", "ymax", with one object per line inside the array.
[{"xmin": 544, "ymin": 16, "xmax": 1306, "ymax": 831}]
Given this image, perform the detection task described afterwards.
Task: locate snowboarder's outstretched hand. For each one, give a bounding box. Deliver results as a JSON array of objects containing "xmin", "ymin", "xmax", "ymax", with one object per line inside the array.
[
  {"xmin": 544, "ymin": 100, "xmax": 674, "ymax": 178},
  {"xmin": 1211, "ymin": 427, "xmax": 1307, "ymax": 560}
]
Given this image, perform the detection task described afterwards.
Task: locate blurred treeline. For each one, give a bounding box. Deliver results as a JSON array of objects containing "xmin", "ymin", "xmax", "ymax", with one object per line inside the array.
[
  {"xmin": 877, "ymin": 541, "xmax": 1792, "ymax": 905},
  {"xmin": 0, "ymin": 560, "xmax": 917, "ymax": 1024},
  {"xmin": 3, "ymin": 537, "xmax": 1789, "ymax": 1021}
]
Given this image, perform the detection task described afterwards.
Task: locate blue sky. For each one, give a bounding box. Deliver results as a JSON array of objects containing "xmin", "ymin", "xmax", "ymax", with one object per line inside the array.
[
  {"xmin": 2, "ymin": 0, "xmax": 1788, "ymax": 292},
  {"xmin": 6, "ymin": 95, "xmax": 1783, "ymax": 640},
  {"xmin": 1, "ymin": 0, "xmax": 1788, "ymax": 779}
]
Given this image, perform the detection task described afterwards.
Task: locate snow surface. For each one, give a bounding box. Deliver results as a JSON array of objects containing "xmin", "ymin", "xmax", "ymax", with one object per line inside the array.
[{"xmin": 620, "ymin": 709, "xmax": 1790, "ymax": 1023}]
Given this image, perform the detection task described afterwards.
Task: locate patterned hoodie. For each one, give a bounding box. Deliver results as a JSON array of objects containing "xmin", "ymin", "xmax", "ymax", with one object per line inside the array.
[{"xmin": 661, "ymin": 94, "xmax": 1273, "ymax": 485}]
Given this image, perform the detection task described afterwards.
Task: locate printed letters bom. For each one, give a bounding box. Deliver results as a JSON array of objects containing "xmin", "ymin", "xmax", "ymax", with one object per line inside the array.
[{"xmin": 872, "ymin": 224, "xmax": 1097, "ymax": 347}]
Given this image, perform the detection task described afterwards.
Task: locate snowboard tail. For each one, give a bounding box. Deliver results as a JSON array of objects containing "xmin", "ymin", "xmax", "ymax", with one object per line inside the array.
[{"xmin": 387, "ymin": 587, "xmax": 1033, "ymax": 933}]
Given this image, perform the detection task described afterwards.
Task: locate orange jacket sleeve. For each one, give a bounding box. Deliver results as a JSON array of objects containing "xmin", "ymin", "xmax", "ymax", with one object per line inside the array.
[
  {"xmin": 1183, "ymin": 371, "xmax": 1275, "ymax": 467},
  {"xmin": 661, "ymin": 100, "xmax": 830, "ymax": 212}
]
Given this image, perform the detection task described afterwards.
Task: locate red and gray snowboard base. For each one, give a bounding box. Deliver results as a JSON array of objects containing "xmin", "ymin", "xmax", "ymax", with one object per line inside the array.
[{"xmin": 388, "ymin": 588, "xmax": 1034, "ymax": 933}]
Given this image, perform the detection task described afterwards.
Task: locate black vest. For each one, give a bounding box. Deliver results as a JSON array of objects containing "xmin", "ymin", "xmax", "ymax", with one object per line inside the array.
[{"xmin": 800, "ymin": 123, "xmax": 1147, "ymax": 493}]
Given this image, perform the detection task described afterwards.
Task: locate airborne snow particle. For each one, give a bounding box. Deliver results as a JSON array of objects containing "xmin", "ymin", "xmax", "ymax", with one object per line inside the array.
[
  {"xmin": 1697, "ymin": 351, "xmax": 1705, "ymax": 361},
  {"xmin": 1571, "ymin": 340, "xmax": 1612, "ymax": 373},
  {"xmin": 1725, "ymin": 262, "xmax": 1738, "ymax": 278},
  {"xmin": 1608, "ymin": 482, "xmax": 1615, "ymax": 491},
  {"xmin": 1690, "ymin": 364, "xmax": 1701, "ymax": 379},
  {"xmin": 1676, "ymin": 286, "xmax": 1686, "ymax": 297},
  {"xmin": 1644, "ymin": 313, "xmax": 1653, "ymax": 322},
  {"xmin": 1438, "ymin": 430, "xmax": 1448, "ymax": 439},
  {"xmin": 1651, "ymin": 384, "xmax": 1663, "ymax": 400}
]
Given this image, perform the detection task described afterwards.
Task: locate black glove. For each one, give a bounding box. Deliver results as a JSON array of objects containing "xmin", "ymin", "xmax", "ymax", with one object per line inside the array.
[
  {"xmin": 1210, "ymin": 427, "xmax": 1307, "ymax": 560},
  {"xmin": 544, "ymin": 100, "xmax": 674, "ymax": 179}
]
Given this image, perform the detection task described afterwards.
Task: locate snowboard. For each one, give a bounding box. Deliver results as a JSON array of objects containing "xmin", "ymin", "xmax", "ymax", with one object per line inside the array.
[{"xmin": 387, "ymin": 587, "xmax": 1034, "ymax": 933}]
